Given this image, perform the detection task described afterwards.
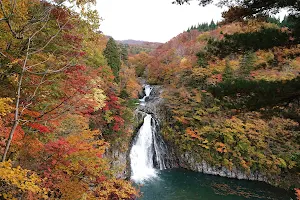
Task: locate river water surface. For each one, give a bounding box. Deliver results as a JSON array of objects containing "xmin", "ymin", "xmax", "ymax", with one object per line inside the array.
[{"xmin": 138, "ymin": 169, "xmax": 293, "ymax": 200}]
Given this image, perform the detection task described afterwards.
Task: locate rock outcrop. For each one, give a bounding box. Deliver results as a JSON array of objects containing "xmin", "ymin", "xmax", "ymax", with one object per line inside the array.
[{"xmin": 139, "ymin": 85, "xmax": 270, "ymax": 184}]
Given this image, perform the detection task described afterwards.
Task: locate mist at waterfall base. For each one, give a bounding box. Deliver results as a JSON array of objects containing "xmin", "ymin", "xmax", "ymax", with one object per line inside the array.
[{"xmin": 130, "ymin": 85, "xmax": 293, "ymax": 200}]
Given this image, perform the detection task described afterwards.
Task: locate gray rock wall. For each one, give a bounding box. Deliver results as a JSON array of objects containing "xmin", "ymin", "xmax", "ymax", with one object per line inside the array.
[{"xmin": 178, "ymin": 152, "xmax": 268, "ymax": 182}]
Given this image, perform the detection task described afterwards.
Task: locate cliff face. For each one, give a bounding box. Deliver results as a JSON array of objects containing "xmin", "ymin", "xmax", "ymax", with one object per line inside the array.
[
  {"xmin": 107, "ymin": 85, "xmax": 278, "ymax": 187},
  {"xmin": 104, "ymin": 145, "xmax": 129, "ymax": 179},
  {"xmin": 105, "ymin": 85, "xmax": 172, "ymax": 179},
  {"xmin": 139, "ymin": 86, "xmax": 274, "ymax": 184},
  {"xmin": 178, "ymin": 152, "xmax": 267, "ymax": 182}
]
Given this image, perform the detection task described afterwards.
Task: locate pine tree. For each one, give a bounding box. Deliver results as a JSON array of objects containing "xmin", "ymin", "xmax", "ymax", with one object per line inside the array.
[
  {"xmin": 119, "ymin": 43, "xmax": 129, "ymax": 63},
  {"xmin": 104, "ymin": 37, "xmax": 121, "ymax": 81},
  {"xmin": 209, "ymin": 19, "xmax": 217, "ymax": 29},
  {"xmin": 240, "ymin": 51, "xmax": 256, "ymax": 78},
  {"xmin": 223, "ymin": 59, "xmax": 234, "ymax": 81}
]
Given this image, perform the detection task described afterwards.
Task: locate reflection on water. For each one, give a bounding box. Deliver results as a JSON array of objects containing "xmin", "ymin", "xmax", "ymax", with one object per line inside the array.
[{"xmin": 137, "ymin": 168, "xmax": 294, "ymax": 200}]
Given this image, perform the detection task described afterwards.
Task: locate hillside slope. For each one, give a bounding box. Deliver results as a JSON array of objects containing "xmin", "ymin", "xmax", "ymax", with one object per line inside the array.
[{"xmin": 130, "ymin": 20, "xmax": 300, "ymax": 189}]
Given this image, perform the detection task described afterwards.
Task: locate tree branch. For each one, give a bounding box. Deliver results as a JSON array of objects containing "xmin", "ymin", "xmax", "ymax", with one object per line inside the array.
[{"xmin": 29, "ymin": 19, "xmax": 70, "ymax": 56}]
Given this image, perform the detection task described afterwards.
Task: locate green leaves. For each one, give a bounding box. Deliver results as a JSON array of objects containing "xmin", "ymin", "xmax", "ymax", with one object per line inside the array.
[{"xmin": 104, "ymin": 38, "xmax": 121, "ymax": 81}]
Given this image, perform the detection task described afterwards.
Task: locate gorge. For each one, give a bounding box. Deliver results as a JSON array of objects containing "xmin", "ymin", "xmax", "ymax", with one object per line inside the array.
[{"xmin": 129, "ymin": 85, "xmax": 295, "ymax": 200}]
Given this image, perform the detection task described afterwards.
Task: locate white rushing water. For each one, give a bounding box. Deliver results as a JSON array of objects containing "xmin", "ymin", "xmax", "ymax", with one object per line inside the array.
[
  {"xmin": 130, "ymin": 85, "xmax": 169, "ymax": 183},
  {"xmin": 130, "ymin": 85, "xmax": 157, "ymax": 183},
  {"xmin": 130, "ymin": 114, "xmax": 157, "ymax": 182},
  {"xmin": 140, "ymin": 85, "xmax": 152, "ymax": 105}
]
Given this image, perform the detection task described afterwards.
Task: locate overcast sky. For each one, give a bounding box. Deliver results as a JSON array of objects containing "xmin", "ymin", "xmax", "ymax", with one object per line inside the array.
[{"xmin": 96, "ymin": 0, "xmax": 225, "ymax": 43}]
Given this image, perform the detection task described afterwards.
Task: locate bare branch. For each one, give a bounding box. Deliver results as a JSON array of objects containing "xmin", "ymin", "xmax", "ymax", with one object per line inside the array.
[
  {"xmin": 0, "ymin": 0, "xmax": 23, "ymax": 39},
  {"xmin": 25, "ymin": 56, "xmax": 51, "ymax": 70},
  {"xmin": 29, "ymin": 19, "xmax": 70, "ymax": 56},
  {"xmin": 26, "ymin": 54, "xmax": 79, "ymax": 75},
  {"xmin": 0, "ymin": 51, "xmax": 7, "ymax": 57},
  {"xmin": 2, "ymin": 36, "xmax": 31, "ymax": 161}
]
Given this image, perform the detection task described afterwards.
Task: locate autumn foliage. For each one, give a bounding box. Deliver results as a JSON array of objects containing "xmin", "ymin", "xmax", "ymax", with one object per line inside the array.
[
  {"xmin": 134, "ymin": 19, "xmax": 300, "ymax": 189},
  {"xmin": 0, "ymin": 0, "xmax": 140, "ymax": 199}
]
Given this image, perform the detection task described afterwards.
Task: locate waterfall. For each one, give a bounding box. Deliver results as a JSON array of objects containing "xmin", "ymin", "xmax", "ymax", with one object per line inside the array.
[
  {"xmin": 130, "ymin": 114, "xmax": 157, "ymax": 182},
  {"xmin": 130, "ymin": 85, "xmax": 169, "ymax": 183},
  {"xmin": 140, "ymin": 85, "xmax": 152, "ymax": 106}
]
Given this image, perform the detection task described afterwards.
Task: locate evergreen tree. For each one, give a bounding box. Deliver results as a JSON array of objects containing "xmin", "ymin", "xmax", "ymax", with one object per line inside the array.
[
  {"xmin": 209, "ymin": 19, "xmax": 217, "ymax": 29},
  {"xmin": 223, "ymin": 59, "xmax": 234, "ymax": 81},
  {"xmin": 196, "ymin": 51, "xmax": 208, "ymax": 67},
  {"xmin": 240, "ymin": 51, "xmax": 256, "ymax": 78},
  {"xmin": 104, "ymin": 37, "xmax": 121, "ymax": 80},
  {"xmin": 119, "ymin": 43, "xmax": 129, "ymax": 63}
]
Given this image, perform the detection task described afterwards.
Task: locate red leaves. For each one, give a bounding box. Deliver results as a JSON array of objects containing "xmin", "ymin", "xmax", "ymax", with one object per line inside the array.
[
  {"xmin": 104, "ymin": 93, "xmax": 121, "ymax": 111},
  {"xmin": 96, "ymin": 176, "xmax": 106, "ymax": 183},
  {"xmin": 51, "ymin": 7, "xmax": 70, "ymax": 25},
  {"xmin": 211, "ymin": 74, "xmax": 223, "ymax": 83},
  {"xmin": 45, "ymin": 138, "xmax": 76, "ymax": 158},
  {"xmin": 112, "ymin": 116, "xmax": 124, "ymax": 131},
  {"xmin": 28, "ymin": 123, "xmax": 51, "ymax": 133},
  {"xmin": 63, "ymin": 34, "xmax": 83, "ymax": 45}
]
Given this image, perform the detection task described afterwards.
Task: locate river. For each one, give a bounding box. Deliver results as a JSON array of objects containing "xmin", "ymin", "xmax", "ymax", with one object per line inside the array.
[{"xmin": 138, "ymin": 168, "xmax": 293, "ymax": 200}]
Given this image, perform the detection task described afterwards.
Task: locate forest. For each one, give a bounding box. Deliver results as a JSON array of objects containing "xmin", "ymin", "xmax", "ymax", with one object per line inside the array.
[
  {"xmin": 0, "ymin": 0, "xmax": 141, "ymax": 199},
  {"xmin": 0, "ymin": 0, "xmax": 300, "ymax": 199}
]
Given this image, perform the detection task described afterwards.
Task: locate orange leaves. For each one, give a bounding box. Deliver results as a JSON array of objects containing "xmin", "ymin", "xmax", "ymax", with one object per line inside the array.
[
  {"xmin": 215, "ymin": 142, "xmax": 228, "ymax": 153},
  {"xmin": 22, "ymin": 109, "xmax": 40, "ymax": 118},
  {"xmin": 119, "ymin": 65, "xmax": 142, "ymax": 98},
  {"xmin": 240, "ymin": 159, "xmax": 250, "ymax": 171},
  {"xmin": 185, "ymin": 128, "xmax": 201, "ymax": 140},
  {"xmin": 295, "ymin": 188, "xmax": 300, "ymax": 200},
  {"xmin": 174, "ymin": 116, "xmax": 189, "ymax": 124}
]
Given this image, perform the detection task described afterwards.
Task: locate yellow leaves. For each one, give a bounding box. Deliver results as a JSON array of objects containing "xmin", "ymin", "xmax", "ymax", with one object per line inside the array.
[
  {"xmin": 197, "ymin": 32, "xmax": 211, "ymax": 41},
  {"xmin": 0, "ymin": 161, "xmax": 46, "ymax": 199},
  {"xmin": 199, "ymin": 144, "xmax": 210, "ymax": 150},
  {"xmin": 96, "ymin": 179, "xmax": 139, "ymax": 199},
  {"xmin": 224, "ymin": 117, "xmax": 245, "ymax": 134},
  {"xmin": 191, "ymin": 67, "xmax": 212, "ymax": 79},
  {"xmin": 179, "ymin": 57, "xmax": 192, "ymax": 70},
  {"xmin": 55, "ymin": 114, "xmax": 89, "ymax": 136},
  {"xmin": 86, "ymin": 77, "xmax": 107, "ymax": 110},
  {"xmin": 252, "ymin": 69, "xmax": 298, "ymax": 81},
  {"xmin": 104, "ymin": 110, "xmax": 114, "ymax": 123},
  {"xmin": 277, "ymin": 158, "xmax": 287, "ymax": 168},
  {"xmin": 290, "ymin": 57, "xmax": 300, "ymax": 70},
  {"xmin": 91, "ymin": 88, "xmax": 106, "ymax": 110},
  {"xmin": 194, "ymin": 91, "xmax": 202, "ymax": 103},
  {"xmin": 0, "ymin": 97, "xmax": 13, "ymax": 116}
]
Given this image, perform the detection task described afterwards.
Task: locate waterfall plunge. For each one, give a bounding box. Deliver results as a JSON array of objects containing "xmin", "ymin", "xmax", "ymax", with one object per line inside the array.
[
  {"xmin": 130, "ymin": 85, "xmax": 168, "ymax": 183},
  {"xmin": 130, "ymin": 114, "xmax": 157, "ymax": 182}
]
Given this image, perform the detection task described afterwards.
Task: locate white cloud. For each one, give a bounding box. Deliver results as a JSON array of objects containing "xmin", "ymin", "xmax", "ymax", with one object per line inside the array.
[{"xmin": 96, "ymin": 0, "xmax": 224, "ymax": 43}]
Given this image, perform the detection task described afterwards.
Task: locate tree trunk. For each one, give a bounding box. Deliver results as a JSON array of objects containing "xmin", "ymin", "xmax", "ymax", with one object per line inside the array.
[{"xmin": 2, "ymin": 61, "xmax": 25, "ymax": 162}]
